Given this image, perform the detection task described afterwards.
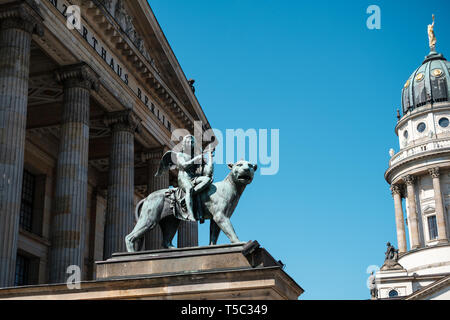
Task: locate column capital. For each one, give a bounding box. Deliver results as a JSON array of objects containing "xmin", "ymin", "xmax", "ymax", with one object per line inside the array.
[
  {"xmin": 141, "ymin": 148, "xmax": 164, "ymax": 164},
  {"xmin": 55, "ymin": 62, "xmax": 99, "ymax": 91},
  {"xmin": 104, "ymin": 110, "xmax": 141, "ymax": 134},
  {"xmin": 390, "ymin": 184, "xmax": 404, "ymax": 197},
  {"xmin": 0, "ymin": 0, "xmax": 44, "ymax": 35},
  {"xmin": 403, "ymin": 174, "xmax": 416, "ymax": 186},
  {"xmin": 141, "ymin": 146, "xmax": 171, "ymax": 164},
  {"xmin": 429, "ymin": 167, "xmax": 440, "ymax": 179}
]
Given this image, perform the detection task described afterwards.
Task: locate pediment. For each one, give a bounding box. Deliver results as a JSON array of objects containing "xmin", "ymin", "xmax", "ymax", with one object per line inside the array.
[
  {"xmin": 422, "ymin": 205, "xmax": 435, "ymax": 214},
  {"xmin": 98, "ymin": 0, "xmax": 157, "ymax": 70}
]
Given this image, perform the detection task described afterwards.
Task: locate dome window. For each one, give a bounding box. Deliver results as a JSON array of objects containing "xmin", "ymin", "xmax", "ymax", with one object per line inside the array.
[
  {"xmin": 403, "ymin": 130, "xmax": 409, "ymax": 139},
  {"xmin": 388, "ymin": 290, "xmax": 399, "ymax": 298},
  {"xmin": 417, "ymin": 122, "xmax": 426, "ymax": 133},
  {"xmin": 439, "ymin": 117, "xmax": 449, "ymax": 128}
]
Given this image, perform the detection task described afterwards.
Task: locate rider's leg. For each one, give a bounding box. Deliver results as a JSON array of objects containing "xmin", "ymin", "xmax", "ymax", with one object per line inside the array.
[
  {"xmin": 179, "ymin": 178, "xmax": 195, "ymax": 219},
  {"xmin": 185, "ymin": 186, "xmax": 195, "ymax": 218}
]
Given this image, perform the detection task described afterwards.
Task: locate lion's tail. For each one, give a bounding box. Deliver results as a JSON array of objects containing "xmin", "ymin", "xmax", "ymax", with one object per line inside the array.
[{"xmin": 135, "ymin": 198, "xmax": 146, "ymax": 222}]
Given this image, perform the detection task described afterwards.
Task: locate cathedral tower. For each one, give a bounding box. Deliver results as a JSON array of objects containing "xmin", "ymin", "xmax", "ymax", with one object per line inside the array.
[{"xmin": 375, "ymin": 16, "xmax": 450, "ymax": 299}]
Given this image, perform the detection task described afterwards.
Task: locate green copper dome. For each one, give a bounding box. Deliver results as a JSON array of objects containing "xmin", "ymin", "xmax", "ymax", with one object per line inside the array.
[{"xmin": 402, "ymin": 51, "xmax": 450, "ymax": 114}]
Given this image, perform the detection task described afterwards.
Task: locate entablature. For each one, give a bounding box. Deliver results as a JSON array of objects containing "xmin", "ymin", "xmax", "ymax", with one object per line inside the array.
[{"xmin": 32, "ymin": 0, "xmax": 206, "ymax": 148}]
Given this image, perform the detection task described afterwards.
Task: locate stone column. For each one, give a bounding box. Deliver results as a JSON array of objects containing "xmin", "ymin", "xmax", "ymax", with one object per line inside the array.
[
  {"xmin": 0, "ymin": 1, "xmax": 43, "ymax": 288},
  {"xmin": 391, "ymin": 185, "xmax": 407, "ymax": 253},
  {"xmin": 103, "ymin": 110, "xmax": 140, "ymax": 259},
  {"xmin": 429, "ymin": 168, "xmax": 449, "ymax": 243},
  {"xmin": 142, "ymin": 149, "xmax": 167, "ymax": 250},
  {"xmin": 404, "ymin": 175, "xmax": 421, "ymax": 249},
  {"xmin": 178, "ymin": 221, "xmax": 198, "ymax": 248},
  {"xmin": 49, "ymin": 63, "xmax": 99, "ymax": 284}
]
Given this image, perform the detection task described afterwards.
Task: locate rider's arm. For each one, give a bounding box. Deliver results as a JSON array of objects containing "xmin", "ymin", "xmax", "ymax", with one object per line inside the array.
[
  {"xmin": 203, "ymin": 150, "xmax": 214, "ymax": 177},
  {"xmin": 177, "ymin": 154, "xmax": 204, "ymax": 170}
]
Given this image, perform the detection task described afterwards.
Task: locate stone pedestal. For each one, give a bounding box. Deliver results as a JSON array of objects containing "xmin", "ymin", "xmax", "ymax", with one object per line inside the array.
[{"xmin": 0, "ymin": 241, "xmax": 304, "ymax": 300}]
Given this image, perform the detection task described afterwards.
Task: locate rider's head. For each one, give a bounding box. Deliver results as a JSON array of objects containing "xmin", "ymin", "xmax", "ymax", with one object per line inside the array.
[{"xmin": 181, "ymin": 135, "xmax": 196, "ymax": 156}]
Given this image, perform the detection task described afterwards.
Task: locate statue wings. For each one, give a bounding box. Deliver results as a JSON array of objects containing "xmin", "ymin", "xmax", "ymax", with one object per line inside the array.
[{"xmin": 155, "ymin": 151, "xmax": 178, "ymax": 177}]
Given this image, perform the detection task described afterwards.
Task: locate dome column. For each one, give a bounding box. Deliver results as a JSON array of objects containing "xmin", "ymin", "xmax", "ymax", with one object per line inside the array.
[
  {"xmin": 428, "ymin": 168, "xmax": 449, "ymax": 243},
  {"xmin": 391, "ymin": 184, "xmax": 407, "ymax": 253},
  {"xmin": 404, "ymin": 175, "xmax": 421, "ymax": 249}
]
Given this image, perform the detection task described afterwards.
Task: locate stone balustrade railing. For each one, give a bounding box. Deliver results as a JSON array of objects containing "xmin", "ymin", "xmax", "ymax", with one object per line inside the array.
[{"xmin": 390, "ymin": 138, "xmax": 450, "ymax": 166}]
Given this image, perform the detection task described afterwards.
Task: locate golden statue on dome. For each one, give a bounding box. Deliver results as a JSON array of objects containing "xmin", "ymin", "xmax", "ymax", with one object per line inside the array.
[{"xmin": 428, "ymin": 14, "xmax": 436, "ymax": 51}]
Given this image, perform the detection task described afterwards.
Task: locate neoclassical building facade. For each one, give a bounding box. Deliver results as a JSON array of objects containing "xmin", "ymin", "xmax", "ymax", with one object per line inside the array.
[
  {"xmin": 374, "ymin": 29, "xmax": 450, "ymax": 299},
  {"xmin": 0, "ymin": 0, "xmax": 211, "ymax": 288}
]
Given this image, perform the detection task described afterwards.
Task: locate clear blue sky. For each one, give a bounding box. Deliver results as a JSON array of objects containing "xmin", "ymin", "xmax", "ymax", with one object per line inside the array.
[{"xmin": 149, "ymin": 0, "xmax": 450, "ymax": 299}]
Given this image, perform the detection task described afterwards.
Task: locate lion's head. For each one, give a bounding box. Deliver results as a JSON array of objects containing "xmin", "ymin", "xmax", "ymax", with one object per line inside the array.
[{"xmin": 227, "ymin": 160, "xmax": 257, "ymax": 185}]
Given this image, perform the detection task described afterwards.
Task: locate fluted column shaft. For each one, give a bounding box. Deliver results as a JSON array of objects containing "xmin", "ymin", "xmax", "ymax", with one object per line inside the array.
[
  {"xmin": 391, "ymin": 185, "xmax": 407, "ymax": 253},
  {"xmin": 103, "ymin": 111, "xmax": 139, "ymax": 258},
  {"xmin": 429, "ymin": 168, "xmax": 449, "ymax": 243},
  {"xmin": 404, "ymin": 175, "xmax": 421, "ymax": 249},
  {"xmin": 0, "ymin": 1, "xmax": 43, "ymax": 288},
  {"xmin": 143, "ymin": 150, "xmax": 167, "ymax": 250},
  {"xmin": 49, "ymin": 63, "xmax": 98, "ymax": 284}
]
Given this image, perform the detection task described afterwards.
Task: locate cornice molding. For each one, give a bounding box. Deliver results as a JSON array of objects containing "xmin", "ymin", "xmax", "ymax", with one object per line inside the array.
[{"xmin": 385, "ymin": 148, "xmax": 450, "ymax": 184}]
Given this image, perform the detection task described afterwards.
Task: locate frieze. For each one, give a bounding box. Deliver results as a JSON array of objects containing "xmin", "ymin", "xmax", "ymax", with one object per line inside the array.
[
  {"xmin": 45, "ymin": 0, "xmax": 172, "ymax": 132},
  {"xmin": 97, "ymin": 0, "xmax": 156, "ymax": 69}
]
